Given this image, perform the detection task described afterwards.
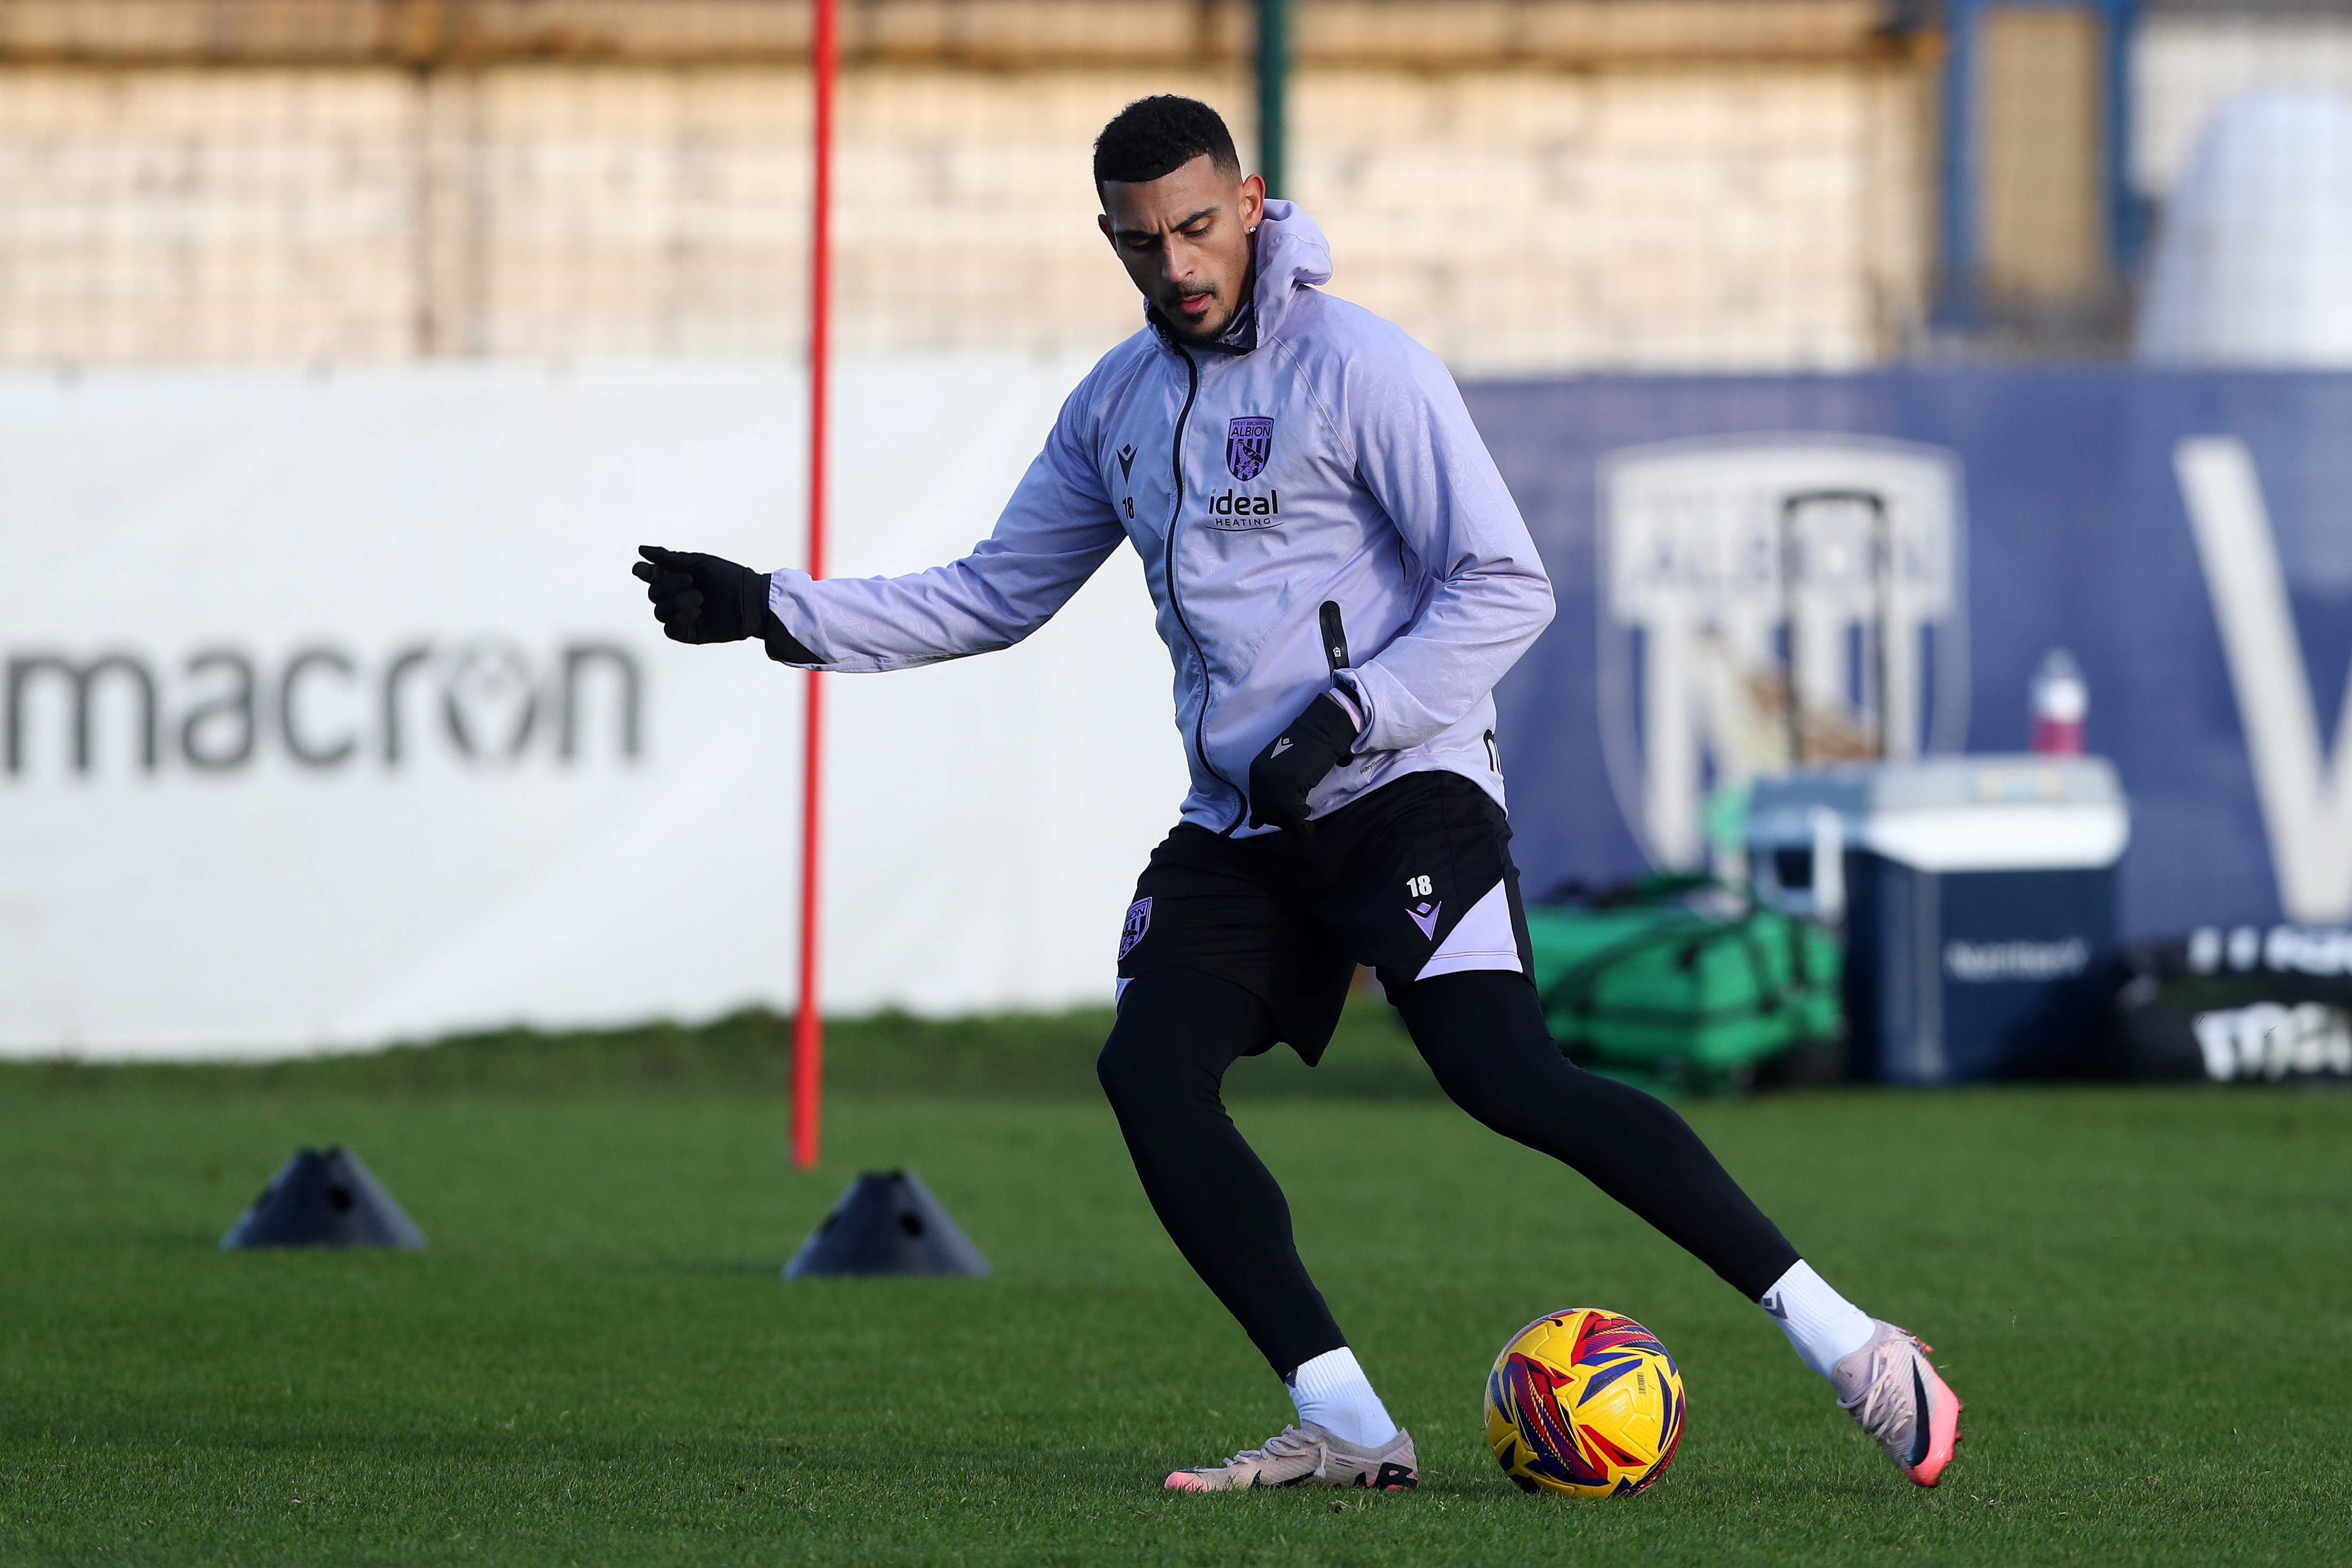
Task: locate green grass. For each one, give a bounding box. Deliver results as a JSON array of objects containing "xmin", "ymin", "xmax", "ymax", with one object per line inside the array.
[{"xmin": 2, "ymin": 1024, "xmax": 2347, "ymax": 1565}]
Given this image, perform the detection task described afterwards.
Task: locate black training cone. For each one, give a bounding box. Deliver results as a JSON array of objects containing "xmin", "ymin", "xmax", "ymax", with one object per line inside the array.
[
  {"xmin": 220, "ymin": 1147, "xmax": 427, "ymax": 1251},
  {"xmin": 784, "ymin": 1169, "xmax": 989, "ymax": 1279}
]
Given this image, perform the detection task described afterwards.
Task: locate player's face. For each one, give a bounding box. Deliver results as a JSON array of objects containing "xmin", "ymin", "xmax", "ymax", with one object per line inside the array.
[{"xmin": 1098, "ymin": 156, "xmax": 1265, "ymax": 346}]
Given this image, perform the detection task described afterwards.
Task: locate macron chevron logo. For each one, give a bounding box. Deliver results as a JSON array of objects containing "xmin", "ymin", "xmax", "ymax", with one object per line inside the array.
[{"xmin": 1407, "ymin": 900, "xmax": 1441, "ymax": 940}]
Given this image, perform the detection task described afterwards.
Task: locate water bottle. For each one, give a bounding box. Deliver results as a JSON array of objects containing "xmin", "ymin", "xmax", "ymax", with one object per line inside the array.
[{"xmin": 2030, "ymin": 648, "xmax": 2086, "ymax": 755}]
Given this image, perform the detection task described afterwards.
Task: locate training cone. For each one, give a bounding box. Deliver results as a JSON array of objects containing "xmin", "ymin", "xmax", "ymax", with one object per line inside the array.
[
  {"xmin": 220, "ymin": 1147, "xmax": 427, "ymax": 1251},
  {"xmin": 784, "ymin": 1169, "xmax": 989, "ymax": 1279}
]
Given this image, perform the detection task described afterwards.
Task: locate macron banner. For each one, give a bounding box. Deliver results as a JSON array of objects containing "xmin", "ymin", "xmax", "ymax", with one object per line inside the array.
[
  {"xmin": 0, "ymin": 360, "xmax": 1186, "ymax": 1056},
  {"xmin": 1468, "ymin": 368, "xmax": 2352, "ymax": 940}
]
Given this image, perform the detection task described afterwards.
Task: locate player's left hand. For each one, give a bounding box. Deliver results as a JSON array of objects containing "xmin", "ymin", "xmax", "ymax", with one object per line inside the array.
[
  {"xmin": 634, "ymin": 545, "xmax": 769, "ymax": 644},
  {"xmin": 1247, "ymin": 692, "xmax": 1359, "ymax": 835}
]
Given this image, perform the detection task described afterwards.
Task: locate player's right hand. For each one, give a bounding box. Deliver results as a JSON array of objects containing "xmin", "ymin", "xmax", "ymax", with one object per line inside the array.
[
  {"xmin": 634, "ymin": 545, "xmax": 768, "ymax": 644},
  {"xmin": 1247, "ymin": 692, "xmax": 1361, "ymax": 836}
]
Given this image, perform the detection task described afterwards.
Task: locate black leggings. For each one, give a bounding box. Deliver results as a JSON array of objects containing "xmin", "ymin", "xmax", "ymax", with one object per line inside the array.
[{"xmin": 1096, "ymin": 966, "xmax": 1801, "ymax": 1377}]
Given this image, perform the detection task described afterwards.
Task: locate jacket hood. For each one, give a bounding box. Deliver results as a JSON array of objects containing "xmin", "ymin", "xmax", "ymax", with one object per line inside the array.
[
  {"xmin": 1148, "ymin": 199, "xmax": 1332, "ymax": 354},
  {"xmin": 1249, "ymin": 200, "xmax": 1332, "ymax": 342}
]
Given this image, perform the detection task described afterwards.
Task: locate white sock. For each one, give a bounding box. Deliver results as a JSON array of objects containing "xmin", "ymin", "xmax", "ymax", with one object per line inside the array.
[
  {"xmin": 1284, "ymin": 1347, "xmax": 1399, "ymax": 1448},
  {"xmin": 1760, "ymin": 1259, "xmax": 1877, "ymax": 1380}
]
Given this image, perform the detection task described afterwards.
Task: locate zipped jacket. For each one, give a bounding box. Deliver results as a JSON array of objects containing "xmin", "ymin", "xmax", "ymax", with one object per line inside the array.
[{"xmin": 764, "ymin": 200, "xmax": 1556, "ymax": 834}]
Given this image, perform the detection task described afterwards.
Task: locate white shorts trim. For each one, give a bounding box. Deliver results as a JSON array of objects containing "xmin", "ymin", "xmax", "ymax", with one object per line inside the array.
[{"xmin": 1415, "ymin": 879, "xmax": 1522, "ymax": 982}]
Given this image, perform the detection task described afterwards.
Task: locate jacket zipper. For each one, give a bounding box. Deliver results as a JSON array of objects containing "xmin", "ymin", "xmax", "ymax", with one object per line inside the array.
[
  {"xmin": 1318, "ymin": 601, "xmax": 1350, "ymax": 678},
  {"xmin": 1163, "ymin": 344, "xmax": 1245, "ymax": 830}
]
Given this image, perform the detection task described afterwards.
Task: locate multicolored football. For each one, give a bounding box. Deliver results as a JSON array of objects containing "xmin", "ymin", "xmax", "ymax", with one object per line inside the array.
[{"xmin": 1484, "ymin": 1307, "xmax": 1685, "ymax": 1497}]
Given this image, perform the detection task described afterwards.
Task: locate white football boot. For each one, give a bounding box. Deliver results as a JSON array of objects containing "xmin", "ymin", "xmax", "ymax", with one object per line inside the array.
[
  {"xmin": 1831, "ymin": 1320, "xmax": 1963, "ymax": 1486},
  {"xmin": 1164, "ymin": 1422, "xmax": 1419, "ymax": 1492}
]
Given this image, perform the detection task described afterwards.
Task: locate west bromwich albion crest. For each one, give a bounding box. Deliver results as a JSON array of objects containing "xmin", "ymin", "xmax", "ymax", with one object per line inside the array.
[
  {"xmin": 1118, "ymin": 897, "xmax": 1153, "ymax": 960},
  {"xmin": 1226, "ymin": 417, "xmax": 1274, "ymax": 482},
  {"xmin": 1596, "ymin": 434, "xmax": 1967, "ymax": 868}
]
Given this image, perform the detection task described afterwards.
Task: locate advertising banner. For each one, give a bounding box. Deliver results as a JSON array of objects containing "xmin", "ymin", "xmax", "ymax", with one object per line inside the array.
[
  {"xmin": 1469, "ymin": 369, "xmax": 2352, "ymax": 940},
  {"xmin": 0, "ymin": 359, "xmax": 1186, "ymax": 1055},
  {"xmin": 8, "ymin": 361, "xmax": 2347, "ymax": 1054}
]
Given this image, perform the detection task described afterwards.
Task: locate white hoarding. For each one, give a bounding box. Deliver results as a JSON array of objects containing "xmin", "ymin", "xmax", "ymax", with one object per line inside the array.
[{"xmin": 0, "ymin": 358, "xmax": 1188, "ymax": 1056}]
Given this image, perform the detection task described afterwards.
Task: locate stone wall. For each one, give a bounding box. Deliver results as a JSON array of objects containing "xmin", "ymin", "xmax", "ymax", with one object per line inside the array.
[{"xmin": 0, "ymin": 1, "xmax": 1933, "ymax": 370}]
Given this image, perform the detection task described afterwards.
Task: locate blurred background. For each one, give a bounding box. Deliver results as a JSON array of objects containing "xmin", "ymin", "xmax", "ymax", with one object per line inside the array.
[
  {"xmin": 7, "ymin": 0, "xmax": 2349, "ymax": 367},
  {"xmin": 3, "ymin": 0, "xmax": 2350, "ymax": 1086}
]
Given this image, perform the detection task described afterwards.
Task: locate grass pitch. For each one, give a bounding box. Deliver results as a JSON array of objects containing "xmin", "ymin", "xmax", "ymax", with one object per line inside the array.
[{"xmin": 2, "ymin": 1012, "xmax": 2346, "ymax": 1565}]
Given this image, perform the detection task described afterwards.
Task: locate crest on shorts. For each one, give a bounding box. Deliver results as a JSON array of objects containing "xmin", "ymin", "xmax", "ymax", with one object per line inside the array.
[
  {"xmin": 1226, "ymin": 417, "xmax": 1274, "ymax": 482},
  {"xmin": 1118, "ymin": 897, "xmax": 1153, "ymax": 960}
]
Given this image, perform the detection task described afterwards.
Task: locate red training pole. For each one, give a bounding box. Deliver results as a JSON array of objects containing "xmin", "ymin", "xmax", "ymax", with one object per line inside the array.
[{"xmin": 792, "ymin": 0, "xmax": 837, "ymax": 1171}]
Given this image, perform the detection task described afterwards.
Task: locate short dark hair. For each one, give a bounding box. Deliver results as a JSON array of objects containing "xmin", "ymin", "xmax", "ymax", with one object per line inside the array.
[{"xmin": 1093, "ymin": 96, "xmax": 1240, "ymax": 190}]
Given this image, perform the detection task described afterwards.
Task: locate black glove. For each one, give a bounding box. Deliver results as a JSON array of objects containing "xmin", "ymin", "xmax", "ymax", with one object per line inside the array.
[
  {"xmin": 634, "ymin": 546, "xmax": 767, "ymax": 643},
  {"xmin": 1247, "ymin": 692, "xmax": 1359, "ymax": 834},
  {"xmin": 633, "ymin": 545, "xmax": 819, "ymax": 662}
]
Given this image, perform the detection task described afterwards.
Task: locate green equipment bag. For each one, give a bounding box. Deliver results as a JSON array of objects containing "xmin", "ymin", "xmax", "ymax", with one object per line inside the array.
[{"xmin": 1527, "ymin": 879, "xmax": 1843, "ymax": 1094}]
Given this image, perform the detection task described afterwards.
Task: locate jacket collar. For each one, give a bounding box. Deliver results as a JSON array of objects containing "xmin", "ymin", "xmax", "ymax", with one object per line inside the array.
[{"xmin": 1147, "ymin": 200, "xmax": 1331, "ymax": 358}]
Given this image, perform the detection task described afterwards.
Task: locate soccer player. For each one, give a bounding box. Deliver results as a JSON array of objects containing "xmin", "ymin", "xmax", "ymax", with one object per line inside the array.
[{"xmin": 633, "ymin": 95, "xmax": 1961, "ymax": 1493}]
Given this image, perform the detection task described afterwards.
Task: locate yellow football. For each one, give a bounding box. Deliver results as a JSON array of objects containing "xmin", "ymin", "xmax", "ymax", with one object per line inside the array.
[{"xmin": 1483, "ymin": 1307, "xmax": 1685, "ymax": 1497}]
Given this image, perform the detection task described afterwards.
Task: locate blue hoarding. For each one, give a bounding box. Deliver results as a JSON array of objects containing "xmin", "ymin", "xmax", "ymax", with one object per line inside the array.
[{"xmin": 1466, "ymin": 368, "xmax": 2352, "ymax": 940}]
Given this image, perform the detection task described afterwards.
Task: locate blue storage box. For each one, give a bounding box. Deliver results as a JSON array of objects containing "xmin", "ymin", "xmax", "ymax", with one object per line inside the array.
[{"xmin": 1746, "ymin": 757, "xmax": 2129, "ymax": 1083}]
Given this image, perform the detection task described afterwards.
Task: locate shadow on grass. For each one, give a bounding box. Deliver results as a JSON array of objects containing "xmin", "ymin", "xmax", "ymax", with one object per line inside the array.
[{"xmin": 649, "ymin": 1259, "xmax": 795, "ymax": 1279}]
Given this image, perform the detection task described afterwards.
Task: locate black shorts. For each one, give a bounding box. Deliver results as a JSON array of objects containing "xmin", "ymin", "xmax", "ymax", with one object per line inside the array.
[{"xmin": 1114, "ymin": 770, "xmax": 1535, "ymax": 1064}]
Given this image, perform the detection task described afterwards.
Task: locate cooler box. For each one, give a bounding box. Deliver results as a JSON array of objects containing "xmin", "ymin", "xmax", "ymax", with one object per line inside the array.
[{"xmin": 1746, "ymin": 757, "xmax": 2128, "ymax": 1083}]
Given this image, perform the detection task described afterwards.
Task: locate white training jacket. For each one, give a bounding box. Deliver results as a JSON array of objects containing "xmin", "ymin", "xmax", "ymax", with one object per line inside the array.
[{"xmin": 764, "ymin": 200, "xmax": 1556, "ymax": 835}]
